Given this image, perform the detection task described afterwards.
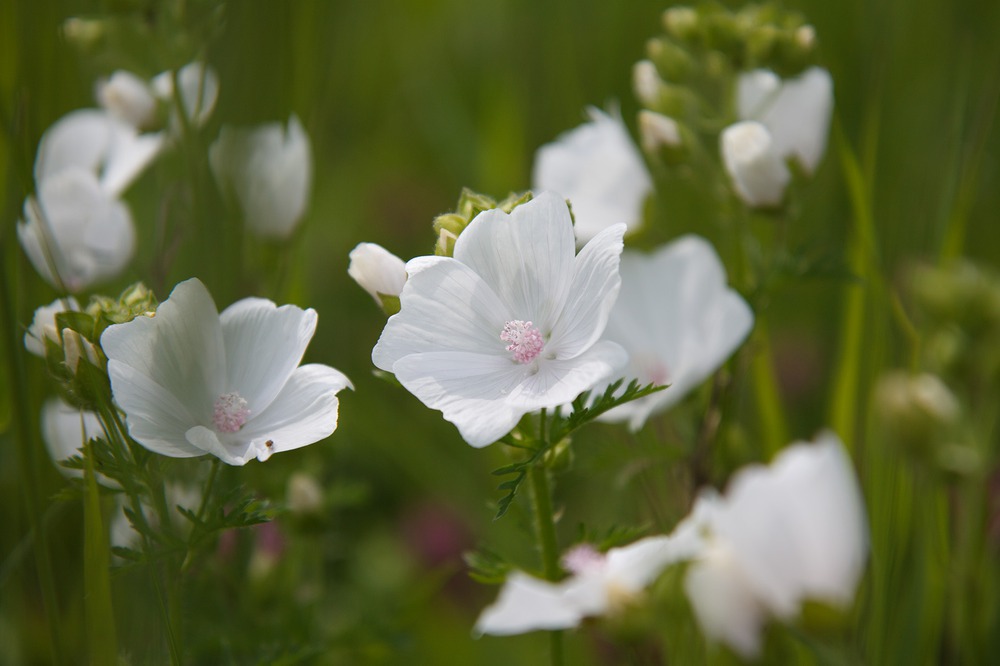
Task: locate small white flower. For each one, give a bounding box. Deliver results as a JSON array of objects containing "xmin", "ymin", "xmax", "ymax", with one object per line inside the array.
[
  {"xmin": 682, "ymin": 432, "xmax": 868, "ymax": 658},
  {"xmin": 96, "ymin": 70, "xmax": 158, "ymax": 129},
  {"xmin": 533, "ymin": 108, "xmax": 652, "ymax": 244},
  {"xmin": 18, "ymin": 168, "xmax": 136, "ymax": 292},
  {"xmin": 152, "ymin": 62, "xmax": 219, "ymax": 129},
  {"xmin": 475, "ymin": 532, "xmax": 702, "ymax": 635},
  {"xmin": 601, "ymin": 235, "xmax": 754, "ymax": 430},
  {"xmin": 209, "ymin": 114, "xmax": 313, "ymax": 239},
  {"xmin": 41, "ymin": 398, "xmax": 109, "ymax": 483},
  {"xmin": 24, "ymin": 297, "xmax": 80, "ymax": 357},
  {"xmin": 632, "ymin": 60, "xmax": 664, "ymax": 108},
  {"xmin": 720, "ymin": 121, "xmax": 790, "ymax": 208},
  {"xmin": 347, "ymin": 242, "xmax": 407, "ymax": 305},
  {"xmin": 110, "ymin": 482, "xmax": 200, "ymax": 551},
  {"xmin": 638, "ymin": 110, "xmax": 682, "ymax": 154},
  {"xmin": 101, "ymin": 278, "xmax": 352, "ymax": 466},
  {"xmin": 372, "ymin": 192, "xmax": 628, "ymax": 448},
  {"xmin": 736, "ymin": 67, "xmax": 834, "ymax": 175}
]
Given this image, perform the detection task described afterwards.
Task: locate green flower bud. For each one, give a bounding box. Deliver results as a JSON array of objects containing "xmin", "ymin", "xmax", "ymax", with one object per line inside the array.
[
  {"xmin": 638, "ymin": 111, "xmax": 695, "ymax": 164},
  {"xmin": 875, "ymin": 371, "xmax": 959, "ymax": 460},
  {"xmin": 662, "ymin": 7, "xmax": 700, "ymax": 43},
  {"xmin": 432, "ymin": 189, "xmax": 533, "ymax": 257},
  {"xmin": 646, "ymin": 37, "xmax": 695, "ymax": 82}
]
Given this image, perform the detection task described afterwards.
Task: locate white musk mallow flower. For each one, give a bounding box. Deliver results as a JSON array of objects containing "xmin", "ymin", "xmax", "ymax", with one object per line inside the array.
[
  {"xmin": 210, "ymin": 114, "xmax": 313, "ymax": 239},
  {"xmin": 371, "ymin": 192, "xmax": 628, "ymax": 448},
  {"xmin": 720, "ymin": 121, "xmax": 790, "ymax": 208},
  {"xmin": 533, "ymin": 108, "xmax": 652, "ymax": 244},
  {"xmin": 101, "ymin": 278, "xmax": 351, "ymax": 466},
  {"xmin": 475, "ymin": 532, "xmax": 703, "ymax": 635},
  {"xmin": 683, "ymin": 432, "xmax": 868, "ymax": 658},
  {"xmin": 601, "ymin": 235, "xmax": 754, "ymax": 430}
]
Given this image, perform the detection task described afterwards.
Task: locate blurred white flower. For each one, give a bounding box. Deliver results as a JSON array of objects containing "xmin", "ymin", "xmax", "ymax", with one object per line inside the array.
[
  {"xmin": 372, "ymin": 192, "xmax": 627, "ymax": 448},
  {"xmin": 209, "ymin": 114, "xmax": 313, "ymax": 239},
  {"xmin": 682, "ymin": 432, "xmax": 868, "ymax": 658},
  {"xmin": 632, "ymin": 60, "xmax": 664, "ymax": 109},
  {"xmin": 736, "ymin": 67, "xmax": 834, "ymax": 175},
  {"xmin": 638, "ymin": 110, "xmax": 682, "ymax": 154},
  {"xmin": 533, "ymin": 108, "xmax": 652, "ymax": 244},
  {"xmin": 17, "ymin": 168, "xmax": 136, "ymax": 292},
  {"xmin": 152, "ymin": 61, "xmax": 219, "ymax": 129},
  {"xmin": 601, "ymin": 235, "xmax": 753, "ymax": 429},
  {"xmin": 476, "ymin": 532, "xmax": 702, "ymax": 635},
  {"xmin": 40, "ymin": 398, "xmax": 109, "ymax": 483},
  {"xmin": 101, "ymin": 278, "xmax": 352, "ymax": 466},
  {"xmin": 347, "ymin": 242, "xmax": 407, "ymax": 305},
  {"xmin": 96, "ymin": 70, "xmax": 158, "ymax": 129},
  {"xmin": 24, "ymin": 297, "xmax": 79, "ymax": 357},
  {"xmin": 110, "ymin": 482, "xmax": 201, "ymax": 551},
  {"xmin": 720, "ymin": 121, "xmax": 790, "ymax": 208}
]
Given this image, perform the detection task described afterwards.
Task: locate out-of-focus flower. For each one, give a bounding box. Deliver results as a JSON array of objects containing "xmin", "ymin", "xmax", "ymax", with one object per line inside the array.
[
  {"xmin": 96, "ymin": 70, "xmax": 158, "ymax": 129},
  {"xmin": 372, "ymin": 192, "xmax": 627, "ymax": 448},
  {"xmin": 101, "ymin": 278, "xmax": 351, "ymax": 466},
  {"xmin": 153, "ymin": 62, "xmax": 219, "ymax": 129},
  {"xmin": 637, "ymin": 110, "xmax": 683, "ymax": 155},
  {"xmin": 110, "ymin": 483, "xmax": 200, "ymax": 551},
  {"xmin": 601, "ymin": 235, "xmax": 753, "ymax": 430},
  {"xmin": 24, "ymin": 297, "xmax": 80, "ymax": 357},
  {"xmin": 286, "ymin": 473, "xmax": 324, "ymax": 516},
  {"xmin": 533, "ymin": 108, "xmax": 652, "ymax": 244},
  {"xmin": 209, "ymin": 114, "xmax": 312, "ymax": 239},
  {"xmin": 18, "ymin": 169, "xmax": 136, "ymax": 292},
  {"xmin": 475, "ymin": 533, "xmax": 702, "ymax": 635},
  {"xmin": 736, "ymin": 67, "xmax": 833, "ymax": 175},
  {"xmin": 720, "ymin": 120, "xmax": 790, "ymax": 208},
  {"xmin": 682, "ymin": 432, "xmax": 868, "ymax": 658},
  {"xmin": 40, "ymin": 398, "xmax": 109, "ymax": 483},
  {"xmin": 632, "ymin": 60, "xmax": 665, "ymax": 109},
  {"xmin": 348, "ymin": 242, "xmax": 407, "ymax": 311}
]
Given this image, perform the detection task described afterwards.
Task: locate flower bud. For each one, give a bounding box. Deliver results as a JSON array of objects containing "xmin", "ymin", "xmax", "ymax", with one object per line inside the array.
[
  {"xmin": 25, "ymin": 298, "xmax": 79, "ymax": 357},
  {"xmin": 875, "ymin": 371, "xmax": 960, "ymax": 458},
  {"xmin": 662, "ymin": 7, "xmax": 699, "ymax": 42},
  {"xmin": 62, "ymin": 328, "xmax": 103, "ymax": 376},
  {"xmin": 287, "ymin": 472, "xmax": 324, "ymax": 516},
  {"xmin": 348, "ymin": 242, "xmax": 407, "ymax": 314},
  {"xmin": 96, "ymin": 70, "xmax": 158, "ymax": 129},
  {"xmin": 646, "ymin": 38, "xmax": 695, "ymax": 82},
  {"xmin": 633, "ymin": 60, "xmax": 665, "ymax": 109},
  {"xmin": 720, "ymin": 121, "xmax": 789, "ymax": 208},
  {"xmin": 61, "ymin": 17, "xmax": 105, "ymax": 50},
  {"xmin": 638, "ymin": 111, "xmax": 692, "ymax": 164}
]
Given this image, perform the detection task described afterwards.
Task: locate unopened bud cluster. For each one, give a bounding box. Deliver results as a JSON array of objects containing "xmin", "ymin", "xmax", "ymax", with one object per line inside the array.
[{"xmin": 433, "ymin": 189, "xmax": 533, "ymax": 257}]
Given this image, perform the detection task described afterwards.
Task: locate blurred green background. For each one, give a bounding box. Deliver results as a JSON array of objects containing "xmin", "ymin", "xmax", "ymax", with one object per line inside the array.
[{"xmin": 2, "ymin": 0, "xmax": 999, "ymax": 663}]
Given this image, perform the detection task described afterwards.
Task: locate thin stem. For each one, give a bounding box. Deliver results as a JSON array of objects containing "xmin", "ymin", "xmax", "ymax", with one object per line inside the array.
[
  {"xmin": 529, "ymin": 409, "xmax": 563, "ymax": 666},
  {"xmin": 181, "ymin": 459, "xmax": 220, "ymax": 572}
]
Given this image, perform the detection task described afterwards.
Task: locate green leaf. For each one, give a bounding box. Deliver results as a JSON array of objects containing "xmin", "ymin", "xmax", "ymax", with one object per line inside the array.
[{"xmin": 83, "ymin": 440, "xmax": 118, "ymax": 664}]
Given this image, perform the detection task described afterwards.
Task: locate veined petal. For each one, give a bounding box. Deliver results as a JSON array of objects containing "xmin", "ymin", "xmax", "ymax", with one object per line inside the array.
[
  {"xmin": 372, "ymin": 257, "xmax": 509, "ymax": 370},
  {"xmin": 101, "ymin": 125, "xmax": 164, "ymax": 197},
  {"xmin": 391, "ymin": 351, "xmax": 529, "ymax": 448},
  {"xmin": 475, "ymin": 572, "xmax": 583, "ymax": 635},
  {"xmin": 238, "ymin": 364, "xmax": 352, "ymax": 459},
  {"xmin": 102, "ymin": 278, "xmax": 225, "ymax": 423},
  {"xmin": 547, "ymin": 223, "xmax": 626, "ymax": 358},
  {"xmin": 106, "ymin": 360, "xmax": 203, "ymax": 458},
  {"xmin": 453, "ymin": 192, "xmax": 576, "ymax": 328},
  {"xmin": 186, "ymin": 425, "xmax": 257, "ymax": 466},
  {"xmin": 348, "ymin": 242, "xmax": 407, "ymax": 303},
  {"xmin": 219, "ymin": 296, "xmax": 317, "ymax": 413},
  {"xmin": 606, "ymin": 530, "xmax": 705, "ymax": 592},
  {"xmin": 508, "ymin": 340, "xmax": 626, "ymax": 410}
]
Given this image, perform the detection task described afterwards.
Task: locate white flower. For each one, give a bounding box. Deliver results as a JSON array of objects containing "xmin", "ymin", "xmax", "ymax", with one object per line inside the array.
[
  {"xmin": 101, "ymin": 278, "xmax": 352, "ymax": 466},
  {"xmin": 601, "ymin": 235, "xmax": 754, "ymax": 430},
  {"xmin": 18, "ymin": 168, "xmax": 136, "ymax": 291},
  {"xmin": 152, "ymin": 62, "xmax": 219, "ymax": 129},
  {"xmin": 682, "ymin": 432, "xmax": 868, "ymax": 658},
  {"xmin": 209, "ymin": 114, "xmax": 313, "ymax": 239},
  {"xmin": 736, "ymin": 67, "xmax": 834, "ymax": 175},
  {"xmin": 475, "ymin": 531, "xmax": 702, "ymax": 635},
  {"xmin": 638, "ymin": 110, "xmax": 682, "ymax": 154},
  {"xmin": 96, "ymin": 70, "xmax": 158, "ymax": 129},
  {"xmin": 371, "ymin": 192, "xmax": 628, "ymax": 448},
  {"xmin": 720, "ymin": 121, "xmax": 790, "ymax": 208},
  {"xmin": 632, "ymin": 60, "xmax": 664, "ymax": 108},
  {"xmin": 347, "ymin": 242, "xmax": 407, "ymax": 305},
  {"xmin": 41, "ymin": 398, "xmax": 109, "ymax": 483},
  {"xmin": 24, "ymin": 297, "xmax": 80, "ymax": 356},
  {"xmin": 532, "ymin": 108, "xmax": 652, "ymax": 244},
  {"xmin": 110, "ymin": 483, "xmax": 200, "ymax": 551}
]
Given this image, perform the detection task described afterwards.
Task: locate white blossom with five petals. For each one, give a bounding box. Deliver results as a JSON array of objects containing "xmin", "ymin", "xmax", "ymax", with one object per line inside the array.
[
  {"xmin": 101, "ymin": 278, "xmax": 351, "ymax": 466},
  {"xmin": 601, "ymin": 235, "xmax": 754, "ymax": 429},
  {"xmin": 372, "ymin": 192, "xmax": 628, "ymax": 448}
]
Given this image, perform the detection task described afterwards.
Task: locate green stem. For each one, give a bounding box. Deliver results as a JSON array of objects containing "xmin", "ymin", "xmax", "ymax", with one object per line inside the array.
[
  {"xmin": 0, "ymin": 258, "xmax": 65, "ymax": 664},
  {"xmin": 750, "ymin": 319, "xmax": 788, "ymax": 456},
  {"xmin": 181, "ymin": 459, "xmax": 220, "ymax": 572},
  {"xmin": 529, "ymin": 410, "xmax": 563, "ymax": 666}
]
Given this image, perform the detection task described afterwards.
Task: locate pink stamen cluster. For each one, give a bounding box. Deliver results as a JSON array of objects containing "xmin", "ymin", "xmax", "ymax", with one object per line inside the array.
[
  {"xmin": 500, "ymin": 319, "xmax": 544, "ymax": 363},
  {"xmin": 213, "ymin": 391, "xmax": 250, "ymax": 433},
  {"xmin": 561, "ymin": 544, "xmax": 606, "ymax": 576}
]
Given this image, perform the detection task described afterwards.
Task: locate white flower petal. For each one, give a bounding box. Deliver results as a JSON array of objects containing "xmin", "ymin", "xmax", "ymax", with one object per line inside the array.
[
  {"xmin": 475, "ymin": 572, "xmax": 583, "ymax": 635},
  {"xmin": 606, "ymin": 530, "xmax": 705, "ymax": 592},
  {"xmin": 96, "ymin": 70, "xmax": 158, "ymax": 129},
  {"xmin": 238, "ymin": 363, "xmax": 352, "ymax": 459},
  {"xmin": 509, "ymin": 340, "xmax": 627, "ymax": 410},
  {"xmin": 186, "ymin": 425, "xmax": 256, "ymax": 466},
  {"xmin": 372, "ymin": 257, "xmax": 509, "ymax": 370},
  {"xmin": 24, "ymin": 297, "xmax": 79, "ymax": 356},
  {"xmin": 219, "ymin": 296, "xmax": 317, "ymax": 413},
  {"xmin": 101, "ymin": 126, "xmax": 164, "ymax": 197},
  {"xmin": 453, "ymin": 192, "xmax": 576, "ymax": 328},
  {"xmin": 348, "ymin": 242, "xmax": 407, "ymax": 303},
  {"xmin": 34, "ymin": 109, "xmax": 113, "ymax": 183},
  {"xmin": 154, "ymin": 62, "xmax": 219, "ymax": 128},
  {"xmin": 391, "ymin": 351, "xmax": 529, "ymax": 448},
  {"xmin": 41, "ymin": 399, "xmax": 106, "ymax": 472},
  {"xmin": 532, "ymin": 108, "xmax": 652, "ymax": 244},
  {"xmin": 721, "ymin": 121, "xmax": 790, "ymax": 207},
  {"xmin": 547, "ymin": 222, "xmax": 626, "ymax": 357},
  {"xmin": 102, "ymin": 278, "xmax": 226, "ymax": 424}
]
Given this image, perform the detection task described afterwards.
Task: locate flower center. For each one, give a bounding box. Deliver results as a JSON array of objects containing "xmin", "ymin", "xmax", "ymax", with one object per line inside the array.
[
  {"xmin": 500, "ymin": 320, "xmax": 544, "ymax": 364},
  {"xmin": 561, "ymin": 544, "xmax": 606, "ymax": 576},
  {"xmin": 213, "ymin": 392, "xmax": 250, "ymax": 433}
]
